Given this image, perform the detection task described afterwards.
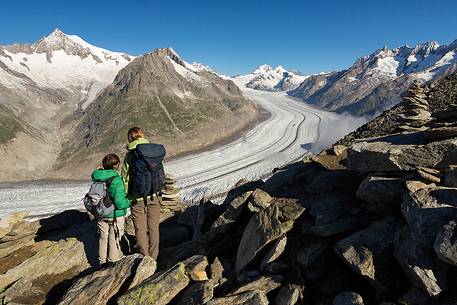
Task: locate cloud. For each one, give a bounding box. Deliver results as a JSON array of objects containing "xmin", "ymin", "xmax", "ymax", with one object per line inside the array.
[{"xmin": 309, "ymin": 112, "xmax": 369, "ymax": 154}]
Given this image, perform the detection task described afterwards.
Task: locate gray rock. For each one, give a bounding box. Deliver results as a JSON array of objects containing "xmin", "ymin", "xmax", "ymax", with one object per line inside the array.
[
  {"xmin": 128, "ymin": 256, "xmax": 157, "ymax": 289},
  {"xmin": 183, "ymin": 255, "xmax": 209, "ymax": 281},
  {"xmin": 444, "ymin": 169, "xmax": 457, "ymax": 187},
  {"xmin": 0, "ymin": 225, "xmax": 96, "ymax": 304},
  {"xmin": 434, "ymin": 220, "xmax": 457, "ymax": 266},
  {"xmin": 209, "ymin": 257, "xmax": 224, "ymax": 280},
  {"xmin": 58, "ymin": 255, "xmax": 144, "ymax": 305},
  {"xmin": 348, "ymin": 137, "xmax": 457, "ymax": 173},
  {"xmin": 211, "ymin": 191, "xmax": 253, "ymax": 229},
  {"xmin": 306, "ymin": 171, "xmax": 359, "ymax": 196},
  {"xmin": 274, "ymin": 284, "xmax": 302, "ymax": 305},
  {"xmin": 405, "ymin": 180, "xmax": 433, "ymax": 193},
  {"xmin": 394, "ymin": 227, "xmax": 447, "ymax": 296},
  {"xmin": 235, "ymin": 199, "xmax": 305, "ymax": 272},
  {"xmin": 333, "ymin": 291, "xmax": 364, "ymax": 305},
  {"xmin": 335, "ymin": 218, "xmax": 403, "ymax": 294},
  {"xmin": 228, "ymin": 275, "xmax": 283, "ymax": 296},
  {"xmin": 356, "ymin": 176, "xmax": 405, "ymax": 212},
  {"xmin": 398, "ymin": 287, "xmax": 433, "ymax": 305},
  {"xmin": 117, "ymin": 262, "xmax": 190, "ymax": 305},
  {"xmin": 260, "ymin": 236, "xmax": 287, "ymax": 270},
  {"xmin": 248, "ymin": 189, "xmax": 272, "ymax": 212},
  {"xmin": 207, "ymin": 290, "xmax": 269, "ymax": 305},
  {"xmin": 416, "ymin": 168, "xmax": 441, "ymax": 183},
  {"xmin": 173, "ymin": 280, "xmax": 214, "ymax": 305},
  {"xmin": 402, "ymin": 187, "xmax": 457, "ymax": 246},
  {"xmin": 309, "ymin": 197, "xmax": 363, "ymax": 236}
]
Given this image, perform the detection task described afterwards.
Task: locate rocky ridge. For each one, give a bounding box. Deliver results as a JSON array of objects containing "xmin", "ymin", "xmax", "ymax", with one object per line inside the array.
[{"xmin": 289, "ymin": 40, "xmax": 457, "ymax": 116}]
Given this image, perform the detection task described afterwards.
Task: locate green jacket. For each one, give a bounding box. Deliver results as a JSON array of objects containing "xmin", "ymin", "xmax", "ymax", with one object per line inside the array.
[
  {"xmin": 91, "ymin": 169, "xmax": 131, "ymax": 218},
  {"xmin": 121, "ymin": 137, "xmax": 149, "ymax": 200}
]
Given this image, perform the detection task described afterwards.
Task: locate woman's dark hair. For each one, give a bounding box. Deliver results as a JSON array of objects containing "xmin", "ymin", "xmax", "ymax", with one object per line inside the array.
[{"xmin": 102, "ymin": 154, "xmax": 120, "ymax": 169}]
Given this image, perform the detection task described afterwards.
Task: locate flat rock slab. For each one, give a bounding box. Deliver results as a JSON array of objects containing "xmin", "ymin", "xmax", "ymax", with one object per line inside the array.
[
  {"xmin": 58, "ymin": 255, "xmax": 146, "ymax": 305},
  {"xmin": 434, "ymin": 220, "xmax": 457, "ymax": 266},
  {"xmin": 117, "ymin": 262, "xmax": 190, "ymax": 305},
  {"xmin": 260, "ymin": 236, "xmax": 287, "ymax": 270},
  {"xmin": 333, "ymin": 291, "xmax": 364, "ymax": 305},
  {"xmin": 335, "ymin": 218, "xmax": 403, "ymax": 295},
  {"xmin": 356, "ymin": 176, "xmax": 405, "ymax": 212},
  {"xmin": 402, "ymin": 186, "xmax": 457, "ymax": 246},
  {"xmin": 394, "ymin": 227, "xmax": 447, "ymax": 296},
  {"xmin": 0, "ymin": 212, "xmax": 28, "ymax": 239},
  {"xmin": 348, "ymin": 136, "xmax": 457, "ymax": 173},
  {"xmin": 207, "ymin": 290, "xmax": 269, "ymax": 305},
  {"xmin": 274, "ymin": 284, "xmax": 302, "ymax": 305},
  {"xmin": 228, "ymin": 275, "xmax": 283, "ymax": 296},
  {"xmin": 235, "ymin": 199, "xmax": 305, "ymax": 272},
  {"xmin": 173, "ymin": 280, "xmax": 214, "ymax": 305},
  {"xmin": 183, "ymin": 255, "xmax": 209, "ymax": 281}
]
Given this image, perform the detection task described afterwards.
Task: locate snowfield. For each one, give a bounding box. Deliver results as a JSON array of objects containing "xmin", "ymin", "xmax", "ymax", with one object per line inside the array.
[{"xmin": 0, "ymin": 88, "xmax": 358, "ymax": 220}]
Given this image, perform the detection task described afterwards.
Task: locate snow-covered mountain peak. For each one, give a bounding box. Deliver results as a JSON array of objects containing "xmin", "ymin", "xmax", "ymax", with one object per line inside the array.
[
  {"xmin": 0, "ymin": 29, "xmax": 135, "ymax": 108},
  {"xmin": 253, "ymin": 64, "xmax": 273, "ymax": 74},
  {"xmin": 233, "ymin": 64, "xmax": 308, "ymax": 92}
]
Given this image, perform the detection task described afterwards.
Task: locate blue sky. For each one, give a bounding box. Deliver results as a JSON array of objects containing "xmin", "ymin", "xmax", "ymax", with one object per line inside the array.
[{"xmin": 1, "ymin": 0, "xmax": 456, "ymax": 75}]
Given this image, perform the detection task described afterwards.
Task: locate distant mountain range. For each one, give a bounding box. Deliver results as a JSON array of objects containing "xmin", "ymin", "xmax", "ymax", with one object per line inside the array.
[
  {"xmin": 288, "ymin": 40, "xmax": 457, "ymax": 115},
  {"xmin": 1, "ymin": 28, "xmax": 456, "ymax": 180},
  {"xmin": 0, "ymin": 29, "xmax": 258, "ymax": 180}
]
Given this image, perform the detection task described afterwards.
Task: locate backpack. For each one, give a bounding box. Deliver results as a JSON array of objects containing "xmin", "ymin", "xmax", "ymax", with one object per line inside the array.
[
  {"xmin": 131, "ymin": 143, "xmax": 166, "ymax": 197},
  {"xmin": 84, "ymin": 176, "xmax": 116, "ymax": 219}
]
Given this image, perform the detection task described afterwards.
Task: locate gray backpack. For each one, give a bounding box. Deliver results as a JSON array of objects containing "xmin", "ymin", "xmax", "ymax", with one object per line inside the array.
[{"xmin": 84, "ymin": 177, "xmax": 116, "ymax": 219}]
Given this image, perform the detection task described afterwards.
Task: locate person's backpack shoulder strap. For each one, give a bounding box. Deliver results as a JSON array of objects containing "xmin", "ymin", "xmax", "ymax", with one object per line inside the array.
[{"xmin": 106, "ymin": 176, "xmax": 117, "ymax": 187}]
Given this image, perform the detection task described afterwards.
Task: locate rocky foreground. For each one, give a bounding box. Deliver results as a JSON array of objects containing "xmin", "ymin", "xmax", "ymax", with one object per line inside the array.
[{"xmin": 1, "ymin": 76, "xmax": 457, "ymax": 305}]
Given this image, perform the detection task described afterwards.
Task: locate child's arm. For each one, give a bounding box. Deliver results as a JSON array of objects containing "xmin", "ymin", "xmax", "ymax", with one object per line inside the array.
[{"xmin": 111, "ymin": 176, "xmax": 131, "ymax": 210}]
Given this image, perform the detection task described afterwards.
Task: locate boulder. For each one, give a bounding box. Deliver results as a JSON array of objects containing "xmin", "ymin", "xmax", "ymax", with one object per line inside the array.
[
  {"xmin": 247, "ymin": 189, "xmax": 272, "ymax": 212},
  {"xmin": 58, "ymin": 255, "xmax": 145, "ymax": 305},
  {"xmin": 128, "ymin": 256, "xmax": 157, "ymax": 289},
  {"xmin": 333, "ymin": 291, "xmax": 364, "ymax": 305},
  {"xmin": 274, "ymin": 284, "xmax": 302, "ymax": 305},
  {"xmin": 443, "ymin": 169, "xmax": 457, "ymax": 187},
  {"xmin": 173, "ymin": 280, "xmax": 214, "ymax": 305},
  {"xmin": 209, "ymin": 257, "xmax": 224, "ymax": 280},
  {"xmin": 416, "ymin": 168, "xmax": 441, "ymax": 184},
  {"xmin": 206, "ymin": 290, "xmax": 269, "ymax": 305},
  {"xmin": 356, "ymin": 176, "xmax": 405, "ymax": 212},
  {"xmin": 335, "ymin": 218, "xmax": 403, "ymax": 295},
  {"xmin": 117, "ymin": 262, "xmax": 190, "ymax": 305},
  {"xmin": 0, "ymin": 224, "xmax": 97, "ymax": 305},
  {"xmin": 228, "ymin": 275, "xmax": 283, "ymax": 296},
  {"xmin": 211, "ymin": 191, "xmax": 253, "ymax": 229},
  {"xmin": 434, "ymin": 220, "xmax": 457, "ymax": 266},
  {"xmin": 0, "ymin": 212, "xmax": 28, "ymax": 239},
  {"xmin": 235, "ymin": 199, "xmax": 305, "ymax": 272},
  {"xmin": 309, "ymin": 196, "xmax": 363, "ymax": 236},
  {"xmin": 348, "ymin": 137, "xmax": 457, "ymax": 173},
  {"xmin": 402, "ymin": 187, "xmax": 457, "ymax": 246},
  {"xmin": 404, "ymin": 180, "xmax": 433, "ymax": 193},
  {"xmin": 393, "ymin": 227, "xmax": 447, "ymax": 296},
  {"xmin": 306, "ymin": 170, "xmax": 360, "ymax": 196},
  {"xmin": 260, "ymin": 236, "xmax": 287, "ymax": 270},
  {"xmin": 183, "ymin": 255, "xmax": 209, "ymax": 281}
]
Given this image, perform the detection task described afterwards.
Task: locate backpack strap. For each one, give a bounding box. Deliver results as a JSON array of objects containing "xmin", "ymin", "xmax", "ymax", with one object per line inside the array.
[{"xmin": 106, "ymin": 176, "xmax": 117, "ymax": 187}]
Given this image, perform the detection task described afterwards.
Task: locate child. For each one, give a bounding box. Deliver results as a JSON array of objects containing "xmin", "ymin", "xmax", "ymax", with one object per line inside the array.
[{"xmin": 91, "ymin": 153, "xmax": 131, "ymax": 267}]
